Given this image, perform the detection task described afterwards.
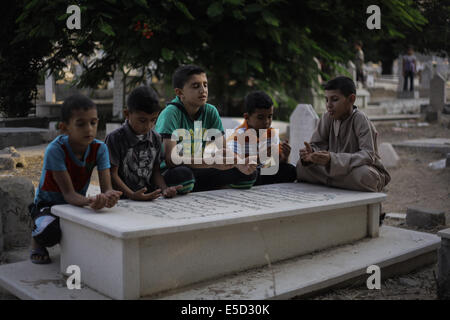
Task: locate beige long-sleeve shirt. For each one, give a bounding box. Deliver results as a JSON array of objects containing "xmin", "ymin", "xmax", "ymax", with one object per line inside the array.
[{"xmin": 308, "ymin": 106, "xmax": 390, "ymax": 182}]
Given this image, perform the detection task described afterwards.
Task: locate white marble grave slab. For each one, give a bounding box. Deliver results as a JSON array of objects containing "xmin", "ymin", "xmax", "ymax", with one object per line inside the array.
[
  {"xmin": 52, "ymin": 183, "xmax": 385, "ymax": 299},
  {"xmin": 52, "ymin": 183, "xmax": 384, "ymax": 239}
]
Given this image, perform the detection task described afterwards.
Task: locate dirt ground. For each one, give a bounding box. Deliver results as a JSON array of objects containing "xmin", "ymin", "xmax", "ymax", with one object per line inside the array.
[
  {"xmin": 311, "ymin": 120, "xmax": 450, "ymax": 300},
  {"xmin": 1, "ymin": 120, "xmax": 449, "ymax": 300}
]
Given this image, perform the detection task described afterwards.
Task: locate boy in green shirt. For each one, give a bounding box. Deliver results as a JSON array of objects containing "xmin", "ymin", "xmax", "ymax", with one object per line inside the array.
[{"xmin": 155, "ymin": 65, "xmax": 257, "ymax": 192}]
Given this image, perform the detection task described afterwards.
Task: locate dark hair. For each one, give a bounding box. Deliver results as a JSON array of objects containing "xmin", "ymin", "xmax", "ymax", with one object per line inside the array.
[
  {"xmin": 244, "ymin": 91, "xmax": 273, "ymax": 114},
  {"xmin": 61, "ymin": 94, "xmax": 96, "ymax": 123},
  {"xmin": 323, "ymin": 76, "xmax": 356, "ymax": 97},
  {"xmin": 172, "ymin": 65, "xmax": 205, "ymax": 89},
  {"xmin": 355, "ymin": 40, "xmax": 363, "ymax": 47},
  {"xmin": 127, "ymin": 86, "xmax": 161, "ymax": 114}
]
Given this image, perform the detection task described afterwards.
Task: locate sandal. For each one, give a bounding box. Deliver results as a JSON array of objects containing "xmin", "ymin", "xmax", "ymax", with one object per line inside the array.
[{"xmin": 30, "ymin": 247, "xmax": 51, "ymax": 265}]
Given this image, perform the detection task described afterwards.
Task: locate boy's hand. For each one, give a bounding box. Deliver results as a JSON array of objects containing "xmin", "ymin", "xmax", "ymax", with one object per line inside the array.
[
  {"xmin": 131, "ymin": 187, "xmax": 162, "ymax": 201},
  {"xmin": 162, "ymin": 185, "xmax": 182, "ymax": 198},
  {"xmin": 310, "ymin": 151, "xmax": 331, "ymax": 166},
  {"xmin": 236, "ymin": 163, "xmax": 257, "ymax": 175},
  {"xmin": 104, "ymin": 190, "xmax": 122, "ymax": 208},
  {"xmin": 215, "ymin": 163, "xmax": 235, "ymax": 171},
  {"xmin": 300, "ymin": 141, "xmax": 313, "ymax": 163},
  {"xmin": 88, "ymin": 194, "xmax": 108, "ymax": 210},
  {"xmin": 280, "ymin": 141, "xmax": 291, "ymax": 163}
]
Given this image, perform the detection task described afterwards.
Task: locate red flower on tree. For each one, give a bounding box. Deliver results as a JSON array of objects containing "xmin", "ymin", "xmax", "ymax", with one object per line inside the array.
[{"xmin": 133, "ymin": 21, "xmax": 154, "ymax": 39}]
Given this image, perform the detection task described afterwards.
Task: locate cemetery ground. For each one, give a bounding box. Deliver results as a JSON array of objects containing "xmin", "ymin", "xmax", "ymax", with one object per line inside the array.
[{"xmin": 0, "ymin": 120, "xmax": 449, "ymax": 300}]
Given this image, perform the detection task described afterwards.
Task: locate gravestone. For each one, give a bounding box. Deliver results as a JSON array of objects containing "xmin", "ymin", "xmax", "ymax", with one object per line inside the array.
[
  {"xmin": 437, "ymin": 228, "xmax": 450, "ymax": 299},
  {"xmin": 44, "ymin": 72, "xmax": 56, "ymax": 103},
  {"xmin": 52, "ymin": 183, "xmax": 384, "ymax": 299},
  {"xmin": 366, "ymin": 74, "xmax": 375, "ymax": 88},
  {"xmin": 0, "ymin": 177, "xmax": 34, "ymax": 250},
  {"xmin": 289, "ymin": 104, "xmax": 319, "ymax": 165},
  {"xmin": 378, "ymin": 143, "xmax": 399, "ymax": 168},
  {"xmin": 430, "ymin": 73, "xmax": 446, "ymax": 113},
  {"xmin": 356, "ymin": 88, "xmax": 370, "ymax": 108},
  {"xmin": 347, "ymin": 61, "xmax": 356, "ymax": 82},
  {"xmin": 113, "ymin": 69, "xmax": 125, "ymax": 120},
  {"xmin": 420, "ymin": 64, "xmax": 432, "ymax": 90},
  {"xmin": 406, "ymin": 206, "xmax": 446, "ymax": 229}
]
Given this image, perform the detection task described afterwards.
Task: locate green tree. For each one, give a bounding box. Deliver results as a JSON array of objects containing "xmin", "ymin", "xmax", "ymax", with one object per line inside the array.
[
  {"xmin": 0, "ymin": 1, "xmax": 52, "ymax": 117},
  {"xmin": 8, "ymin": 0, "xmax": 434, "ymax": 118}
]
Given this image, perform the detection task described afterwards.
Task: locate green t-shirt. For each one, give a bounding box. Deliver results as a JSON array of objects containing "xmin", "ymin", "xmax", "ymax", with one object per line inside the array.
[{"xmin": 155, "ymin": 96, "xmax": 224, "ymax": 166}]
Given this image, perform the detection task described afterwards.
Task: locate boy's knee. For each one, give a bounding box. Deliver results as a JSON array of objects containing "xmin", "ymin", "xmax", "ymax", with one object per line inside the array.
[
  {"xmin": 296, "ymin": 160, "xmax": 318, "ymax": 183},
  {"xmin": 32, "ymin": 213, "xmax": 61, "ymax": 248},
  {"xmin": 352, "ymin": 165, "xmax": 382, "ymax": 192},
  {"xmin": 230, "ymin": 168, "xmax": 257, "ymax": 189},
  {"xmin": 164, "ymin": 166, "xmax": 195, "ymax": 194}
]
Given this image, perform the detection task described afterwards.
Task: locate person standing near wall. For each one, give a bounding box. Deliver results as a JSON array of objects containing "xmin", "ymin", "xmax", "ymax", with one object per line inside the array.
[
  {"xmin": 403, "ymin": 47, "xmax": 417, "ymax": 92},
  {"xmin": 354, "ymin": 41, "xmax": 365, "ymax": 87}
]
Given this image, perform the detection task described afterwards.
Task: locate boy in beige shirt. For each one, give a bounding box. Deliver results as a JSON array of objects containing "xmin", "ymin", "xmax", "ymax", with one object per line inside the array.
[{"xmin": 296, "ymin": 76, "xmax": 390, "ymax": 192}]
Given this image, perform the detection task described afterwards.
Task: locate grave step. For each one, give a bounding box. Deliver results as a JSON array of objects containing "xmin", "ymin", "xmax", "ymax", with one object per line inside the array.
[
  {"xmin": 151, "ymin": 226, "xmax": 439, "ymax": 300},
  {"xmin": 0, "ymin": 255, "xmax": 110, "ymax": 300},
  {"xmin": 0, "ymin": 226, "xmax": 439, "ymax": 300}
]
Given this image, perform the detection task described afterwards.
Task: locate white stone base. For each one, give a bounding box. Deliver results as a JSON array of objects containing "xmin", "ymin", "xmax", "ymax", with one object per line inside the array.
[
  {"xmin": 0, "ymin": 226, "xmax": 439, "ymax": 300},
  {"xmin": 153, "ymin": 226, "xmax": 440, "ymax": 299}
]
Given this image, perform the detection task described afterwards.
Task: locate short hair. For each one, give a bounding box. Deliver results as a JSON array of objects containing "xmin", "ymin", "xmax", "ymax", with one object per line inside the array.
[
  {"xmin": 244, "ymin": 91, "xmax": 273, "ymax": 114},
  {"xmin": 61, "ymin": 94, "xmax": 96, "ymax": 123},
  {"xmin": 172, "ymin": 65, "xmax": 205, "ymax": 89},
  {"xmin": 127, "ymin": 86, "xmax": 161, "ymax": 114},
  {"xmin": 323, "ymin": 76, "xmax": 356, "ymax": 97},
  {"xmin": 355, "ymin": 40, "xmax": 363, "ymax": 47}
]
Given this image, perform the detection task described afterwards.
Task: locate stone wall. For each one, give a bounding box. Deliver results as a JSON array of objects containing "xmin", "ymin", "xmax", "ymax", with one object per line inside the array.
[{"xmin": 0, "ymin": 177, "xmax": 34, "ymax": 252}]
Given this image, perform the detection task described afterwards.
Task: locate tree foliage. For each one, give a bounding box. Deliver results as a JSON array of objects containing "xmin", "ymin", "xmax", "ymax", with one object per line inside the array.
[{"xmin": 4, "ymin": 0, "xmax": 439, "ymax": 117}]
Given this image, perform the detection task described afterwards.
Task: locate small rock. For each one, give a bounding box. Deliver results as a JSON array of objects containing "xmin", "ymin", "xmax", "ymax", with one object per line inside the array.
[
  {"xmin": 386, "ymin": 213, "xmax": 406, "ymax": 220},
  {"xmin": 0, "ymin": 146, "xmax": 26, "ymax": 170},
  {"xmin": 428, "ymin": 159, "xmax": 447, "ymax": 170},
  {"xmin": 0, "ymin": 156, "xmax": 15, "ymax": 170},
  {"xmin": 398, "ymin": 277, "xmax": 420, "ymax": 287},
  {"xmin": 0, "ymin": 147, "xmax": 15, "ymax": 155},
  {"xmin": 379, "ymin": 143, "xmax": 400, "ymax": 168}
]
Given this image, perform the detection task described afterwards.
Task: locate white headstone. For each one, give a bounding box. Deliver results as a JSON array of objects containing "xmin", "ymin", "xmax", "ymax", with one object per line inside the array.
[
  {"xmin": 396, "ymin": 54, "xmax": 404, "ymax": 92},
  {"xmin": 356, "ymin": 88, "xmax": 371, "ymax": 108},
  {"xmin": 379, "ymin": 142, "xmax": 400, "ymax": 168},
  {"xmin": 289, "ymin": 104, "xmax": 319, "ymax": 165},
  {"xmin": 366, "ymin": 74, "xmax": 375, "ymax": 88},
  {"xmin": 420, "ymin": 64, "xmax": 432, "ymax": 89},
  {"xmin": 347, "ymin": 61, "xmax": 356, "ymax": 82},
  {"xmin": 44, "ymin": 72, "xmax": 56, "ymax": 103},
  {"xmin": 113, "ymin": 69, "xmax": 125, "ymax": 120},
  {"xmin": 430, "ymin": 74, "xmax": 446, "ymax": 112}
]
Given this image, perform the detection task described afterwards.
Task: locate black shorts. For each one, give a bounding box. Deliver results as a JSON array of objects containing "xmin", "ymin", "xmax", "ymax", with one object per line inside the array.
[{"xmin": 29, "ymin": 203, "xmax": 61, "ymax": 248}]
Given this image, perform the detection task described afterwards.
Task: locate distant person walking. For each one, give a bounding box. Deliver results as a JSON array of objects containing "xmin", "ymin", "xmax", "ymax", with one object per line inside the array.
[
  {"xmin": 402, "ymin": 47, "xmax": 417, "ymax": 91},
  {"xmin": 354, "ymin": 41, "xmax": 365, "ymax": 87}
]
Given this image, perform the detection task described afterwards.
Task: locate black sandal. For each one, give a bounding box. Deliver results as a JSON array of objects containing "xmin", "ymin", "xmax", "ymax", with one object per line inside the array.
[{"xmin": 30, "ymin": 247, "xmax": 51, "ymax": 265}]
